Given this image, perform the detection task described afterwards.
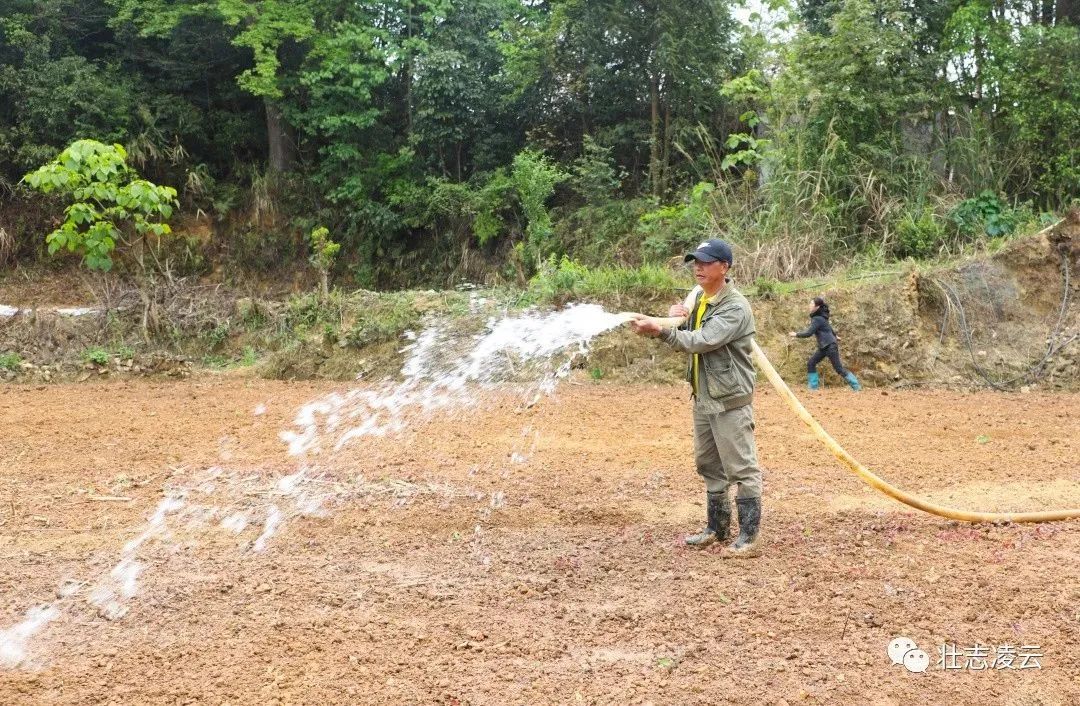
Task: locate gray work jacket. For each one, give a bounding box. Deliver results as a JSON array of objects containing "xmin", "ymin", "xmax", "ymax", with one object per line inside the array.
[{"xmin": 661, "ymin": 281, "xmax": 757, "ymax": 413}]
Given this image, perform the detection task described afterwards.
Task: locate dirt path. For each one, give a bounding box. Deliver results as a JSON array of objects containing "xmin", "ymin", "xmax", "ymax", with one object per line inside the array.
[{"xmin": 1, "ymin": 377, "xmax": 1078, "ymax": 704}]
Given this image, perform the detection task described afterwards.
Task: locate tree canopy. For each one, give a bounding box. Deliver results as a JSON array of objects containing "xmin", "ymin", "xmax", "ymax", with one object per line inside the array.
[{"xmin": 1, "ymin": 0, "xmax": 1077, "ymax": 285}]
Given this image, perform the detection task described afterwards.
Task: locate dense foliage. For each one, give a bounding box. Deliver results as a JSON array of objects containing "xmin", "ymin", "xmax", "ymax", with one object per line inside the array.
[{"xmin": 1, "ymin": 0, "xmax": 1077, "ymax": 286}]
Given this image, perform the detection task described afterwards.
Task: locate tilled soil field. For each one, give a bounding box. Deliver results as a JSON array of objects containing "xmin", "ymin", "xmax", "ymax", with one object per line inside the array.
[{"xmin": 1, "ymin": 378, "xmax": 1078, "ymax": 705}]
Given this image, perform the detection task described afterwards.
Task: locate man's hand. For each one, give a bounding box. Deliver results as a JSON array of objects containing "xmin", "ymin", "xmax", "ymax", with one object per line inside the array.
[
  {"xmin": 629, "ymin": 314, "xmax": 664, "ymax": 338},
  {"xmin": 788, "ymin": 331, "xmax": 797, "ymax": 338},
  {"xmin": 668, "ymin": 303, "xmax": 689, "ymax": 318}
]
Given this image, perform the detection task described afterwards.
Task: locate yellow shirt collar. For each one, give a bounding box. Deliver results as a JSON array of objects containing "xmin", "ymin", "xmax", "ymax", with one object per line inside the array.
[{"xmin": 699, "ymin": 279, "xmax": 732, "ymax": 306}]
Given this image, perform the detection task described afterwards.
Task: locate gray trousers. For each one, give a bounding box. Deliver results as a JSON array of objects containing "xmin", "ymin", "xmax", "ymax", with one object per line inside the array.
[{"xmin": 693, "ymin": 405, "xmax": 762, "ymax": 499}]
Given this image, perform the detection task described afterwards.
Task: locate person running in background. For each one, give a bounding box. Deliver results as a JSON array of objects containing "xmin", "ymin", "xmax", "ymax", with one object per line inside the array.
[{"xmin": 788, "ymin": 297, "xmax": 861, "ymax": 391}]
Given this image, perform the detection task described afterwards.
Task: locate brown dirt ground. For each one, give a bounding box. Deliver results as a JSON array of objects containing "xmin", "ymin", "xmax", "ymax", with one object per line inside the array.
[{"xmin": 1, "ymin": 376, "xmax": 1079, "ymax": 705}]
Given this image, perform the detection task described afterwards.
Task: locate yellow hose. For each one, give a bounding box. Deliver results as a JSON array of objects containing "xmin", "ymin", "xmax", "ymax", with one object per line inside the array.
[
  {"xmin": 750, "ymin": 340, "xmax": 1080, "ymax": 523},
  {"xmin": 621, "ymin": 313, "xmax": 1080, "ymax": 523}
]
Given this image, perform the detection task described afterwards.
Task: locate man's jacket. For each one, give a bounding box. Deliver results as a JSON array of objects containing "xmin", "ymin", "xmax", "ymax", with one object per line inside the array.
[{"xmin": 661, "ymin": 281, "xmax": 756, "ymax": 413}]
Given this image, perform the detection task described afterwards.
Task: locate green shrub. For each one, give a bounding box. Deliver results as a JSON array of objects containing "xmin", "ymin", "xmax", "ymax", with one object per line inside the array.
[
  {"xmin": 0, "ymin": 351, "xmax": 23, "ymax": 370},
  {"xmin": 204, "ymin": 321, "xmax": 232, "ymax": 350},
  {"xmin": 308, "ymin": 225, "xmax": 341, "ymax": 300},
  {"xmin": 552, "ymin": 197, "xmax": 654, "ymax": 267},
  {"xmin": 638, "ymin": 182, "xmax": 716, "ymax": 262},
  {"xmin": 752, "ymin": 276, "xmax": 780, "ymax": 300},
  {"xmin": 896, "ymin": 206, "xmax": 948, "ymax": 259},
  {"xmin": 950, "ymin": 191, "xmax": 1021, "ymax": 239},
  {"xmin": 22, "ymin": 139, "xmax": 178, "ymax": 271},
  {"xmin": 285, "ymin": 290, "xmax": 345, "ymax": 329},
  {"xmin": 512, "ymin": 149, "xmax": 568, "ymax": 264},
  {"xmin": 472, "ymin": 170, "xmax": 516, "ymax": 246},
  {"xmin": 82, "ymin": 347, "xmax": 110, "ymax": 365},
  {"xmin": 571, "ymin": 136, "xmax": 622, "ymax": 203}
]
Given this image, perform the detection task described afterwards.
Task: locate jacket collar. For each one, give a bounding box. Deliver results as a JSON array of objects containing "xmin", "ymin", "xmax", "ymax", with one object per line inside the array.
[{"xmin": 699, "ymin": 278, "xmax": 734, "ymax": 306}]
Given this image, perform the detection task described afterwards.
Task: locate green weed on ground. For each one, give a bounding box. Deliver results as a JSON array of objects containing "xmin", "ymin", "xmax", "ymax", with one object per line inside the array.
[{"xmin": 0, "ymin": 351, "xmax": 23, "ymax": 370}]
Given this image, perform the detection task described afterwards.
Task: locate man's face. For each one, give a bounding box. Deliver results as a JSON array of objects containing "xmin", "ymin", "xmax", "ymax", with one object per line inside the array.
[{"xmin": 692, "ymin": 258, "xmax": 728, "ymax": 292}]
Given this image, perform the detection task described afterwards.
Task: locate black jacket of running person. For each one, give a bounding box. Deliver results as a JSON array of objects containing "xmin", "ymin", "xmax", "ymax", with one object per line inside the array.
[{"xmin": 795, "ymin": 306, "xmax": 838, "ymax": 349}]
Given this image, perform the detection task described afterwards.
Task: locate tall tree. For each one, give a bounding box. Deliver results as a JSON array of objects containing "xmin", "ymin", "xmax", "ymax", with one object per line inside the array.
[
  {"xmin": 392, "ymin": 0, "xmax": 519, "ymax": 180},
  {"xmin": 108, "ymin": 0, "xmax": 321, "ymax": 172},
  {"xmin": 507, "ymin": 0, "xmax": 738, "ymax": 197}
]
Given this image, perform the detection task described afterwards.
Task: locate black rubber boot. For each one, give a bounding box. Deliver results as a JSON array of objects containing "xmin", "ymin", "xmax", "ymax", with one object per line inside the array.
[
  {"xmin": 685, "ymin": 490, "xmax": 731, "ymax": 547},
  {"xmin": 725, "ymin": 497, "xmax": 762, "ymax": 558}
]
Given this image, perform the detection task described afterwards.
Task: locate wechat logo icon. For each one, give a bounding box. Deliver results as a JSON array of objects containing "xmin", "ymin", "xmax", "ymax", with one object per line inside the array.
[{"xmin": 888, "ymin": 636, "xmax": 930, "ymax": 673}]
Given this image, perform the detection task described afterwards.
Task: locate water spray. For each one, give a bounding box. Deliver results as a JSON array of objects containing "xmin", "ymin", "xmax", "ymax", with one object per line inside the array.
[{"xmin": 0, "ymin": 303, "xmax": 629, "ymax": 670}]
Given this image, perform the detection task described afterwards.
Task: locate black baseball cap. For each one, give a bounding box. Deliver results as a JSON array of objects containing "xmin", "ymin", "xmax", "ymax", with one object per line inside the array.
[{"xmin": 684, "ymin": 239, "xmax": 733, "ymax": 265}]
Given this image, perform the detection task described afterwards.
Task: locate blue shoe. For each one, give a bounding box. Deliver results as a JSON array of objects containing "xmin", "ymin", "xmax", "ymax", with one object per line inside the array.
[
  {"xmin": 844, "ymin": 372, "xmax": 862, "ymax": 391},
  {"xmin": 807, "ymin": 372, "xmax": 820, "ymax": 390}
]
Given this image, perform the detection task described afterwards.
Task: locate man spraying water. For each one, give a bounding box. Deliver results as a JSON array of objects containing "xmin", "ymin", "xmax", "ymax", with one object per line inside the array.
[{"xmin": 627, "ymin": 239, "xmax": 763, "ymax": 557}]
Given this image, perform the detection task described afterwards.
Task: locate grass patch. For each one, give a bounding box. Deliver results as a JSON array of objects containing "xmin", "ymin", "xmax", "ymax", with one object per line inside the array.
[
  {"xmin": 0, "ymin": 351, "xmax": 23, "ymax": 370},
  {"xmin": 527, "ymin": 256, "xmax": 688, "ymax": 304},
  {"xmin": 81, "ymin": 347, "xmax": 110, "ymax": 366},
  {"xmin": 203, "ymin": 321, "xmax": 232, "ymax": 350},
  {"xmin": 278, "ymin": 289, "xmax": 471, "ymax": 351},
  {"xmin": 81, "ymin": 344, "xmax": 143, "ymax": 366},
  {"xmin": 202, "ymin": 353, "xmax": 230, "ymax": 368},
  {"xmin": 342, "ymin": 292, "xmax": 424, "ymax": 348},
  {"xmin": 524, "ymin": 255, "xmax": 907, "ymax": 308}
]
